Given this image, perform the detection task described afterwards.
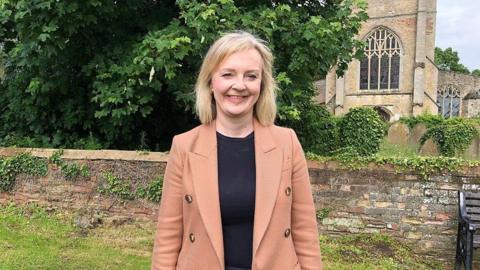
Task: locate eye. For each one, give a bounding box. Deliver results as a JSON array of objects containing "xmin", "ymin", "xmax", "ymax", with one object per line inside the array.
[
  {"xmin": 221, "ymin": 73, "xmax": 232, "ymax": 77},
  {"xmin": 246, "ymin": 74, "xmax": 258, "ymax": 80}
]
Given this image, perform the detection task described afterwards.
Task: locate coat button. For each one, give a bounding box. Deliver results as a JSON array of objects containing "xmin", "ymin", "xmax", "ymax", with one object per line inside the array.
[
  {"xmin": 284, "ymin": 228, "xmax": 291, "ymax": 237},
  {"xmin": 285, "ymin": 187, "xmax": 292, "ymax": 196},
  {"xmin": 189, "ymin": 233, "xmax": 195, "ymax": 243},
  {"xmin": 185, "ymin": 194, "xmax": 193, "ymax": 203}
]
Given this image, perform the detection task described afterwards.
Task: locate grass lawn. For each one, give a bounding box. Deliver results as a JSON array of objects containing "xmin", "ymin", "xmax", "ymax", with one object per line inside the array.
[
  {"xmin": 377, "ymin": 139, "xmax": 480, "ymax": 161},
  {"xmin": 319, "ymin": 234, "xmax": 441, "ymax": 270},
  {"xmin": 0, "ymin": 203, "xmax": 440, "ymax": 270},
  {"xmin": 0, "ymin": 203, "xmax": 153, "ymax": 270},
  {"xmin": 377, "ymin": 140, "xmax": 419, "ymax": 159}
]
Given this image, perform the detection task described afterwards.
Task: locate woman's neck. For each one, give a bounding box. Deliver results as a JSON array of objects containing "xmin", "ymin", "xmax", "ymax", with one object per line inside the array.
[{"xmin": 215, "ymin": 114, "xmax": 254, "ymax": 138}]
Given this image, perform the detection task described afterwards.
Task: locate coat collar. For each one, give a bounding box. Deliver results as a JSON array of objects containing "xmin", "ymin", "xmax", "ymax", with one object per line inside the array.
[{"xmin": 188, "ymin": 118, "xmax": 283, "ymax": 269}]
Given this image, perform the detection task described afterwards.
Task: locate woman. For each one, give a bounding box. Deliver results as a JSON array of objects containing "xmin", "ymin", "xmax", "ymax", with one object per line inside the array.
[{"xmin": 151, "ymin": 31, "xmax": 322, "ymax": 270}]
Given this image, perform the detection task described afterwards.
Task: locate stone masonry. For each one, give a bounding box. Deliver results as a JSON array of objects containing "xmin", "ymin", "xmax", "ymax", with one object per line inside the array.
[{"xmin": 438, "ymin": 70, "xmax": 480, "ymax": 118}]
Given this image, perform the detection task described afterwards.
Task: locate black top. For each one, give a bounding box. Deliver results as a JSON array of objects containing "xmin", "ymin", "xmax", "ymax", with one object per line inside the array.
[{"xmin": 217, "ymin": 131, "xmax": 256, "ymax": 270}]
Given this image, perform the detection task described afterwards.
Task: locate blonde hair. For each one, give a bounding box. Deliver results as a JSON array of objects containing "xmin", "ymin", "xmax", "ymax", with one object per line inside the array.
[{"xmin": 195, "ymin": 31, "xmax": 277, "ymax": 125}]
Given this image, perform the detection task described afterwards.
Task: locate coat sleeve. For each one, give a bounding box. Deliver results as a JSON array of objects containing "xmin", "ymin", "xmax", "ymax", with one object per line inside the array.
[
  {"xmin": 151, "ymin": 136, "xmax": 184, "ymax": 270},
  {"xmin": 289, "ymin": 129, "xmax": 323, "ymax": 270}
]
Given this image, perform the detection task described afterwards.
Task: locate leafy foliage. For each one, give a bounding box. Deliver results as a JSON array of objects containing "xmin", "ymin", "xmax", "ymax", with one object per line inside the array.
[
  {"xmin": 61, "ymin": 163, "xmax": 90, "ymax": 179},
  {"xmin": 98, "ymin": 171, "xmax": 164, "ymax": 202},
  {"xmin": 0, "ymin": 0, "xmax": 367, "ymax": 150},
  {"xmin": 49, "ymin": 149, "xmax": 90, "ymax": 179},
  {"xmin": 0, "ymin": 133, "xmax": 51, "ymax": 148},
  {"xmin": 286, "ymin": 104, "xmax": 339, "ymax": 155},
  {"xmin": 136, "ymin": 175, "xmax": 163, "ymax": 203},
  {"xmin": 316, "ymin": 207, "xmax": 331, "ymax": 221},
  {"xmin": 0, "ymin": 153, "xmax": 48, "ymax": 192},
  {"xmin": 338, "ymin": 107, "xmax": 386, "ymax": 156},
  {"xmin": 399, "ymin": 114, "xmax": 444, "ymax": 129},
  {"xmin": 420, "ymin": 118, "xmax": 479, "ymax": 157},
  {"xmin": 400, "ymin": 115, "xmax": 479, "ymax": 157},
  {"xmin": 308, "ymin": 151, "xmax": 480, "ymax": 181},
  {"xmin": 98, "ymin": 171, "xmax": 135, "ymax": 200},
  {"xmin": 434, "ymin": 47, "xmax": 470, "ymax": 74}
]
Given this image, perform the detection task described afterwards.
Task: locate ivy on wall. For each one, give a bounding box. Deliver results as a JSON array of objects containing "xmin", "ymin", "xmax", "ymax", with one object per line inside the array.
[
  {"xmin": 136, "ymin": 176, "xmax": 163, "ymax": 203},
  {"xmin": 399, "ymin": 115, "xmax": 480, "ymax": 157},
  {"xmin": 49, "ymin": 149, "xmax": 90, "ymax": 179},
  {"xmin": 399, "ymin": 114, "xmax": 445, "ymax": 129},
  {"xmin": 307, "ymin": 152, "xmax": 480, "ymax": 180},
  {"xmin": 1, "ymin": 151, "xmax": 163, "ymax": 203},
  {"xmin": 98, "ymin": 171, "xmax": 136, "ymax": 200},
  {"xmin": 0, "ymin": 153, "xmax": 48, "ymax": 192},
  {"xmin": 420, "ymin": 118, "xmax": 479, "ymax": 157},
  {"xmin": 97, "ymin": 171, "xmax": 163, "ymax": 202}
]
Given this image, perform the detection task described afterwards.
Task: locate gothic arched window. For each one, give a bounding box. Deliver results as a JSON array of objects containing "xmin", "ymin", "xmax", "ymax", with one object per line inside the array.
[
  {"xmin": 360, "ymin": 27, "xmax": 402, "ymax": 91},
  {"xmin": 437, "ymin": 87, "xmax": 461, "ymax": 118}
]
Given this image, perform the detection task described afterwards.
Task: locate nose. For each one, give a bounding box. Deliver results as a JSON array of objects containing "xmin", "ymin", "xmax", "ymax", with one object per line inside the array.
[{"xmin": 231, "ymin": 75, "xmax": 246, "ymax": 90}]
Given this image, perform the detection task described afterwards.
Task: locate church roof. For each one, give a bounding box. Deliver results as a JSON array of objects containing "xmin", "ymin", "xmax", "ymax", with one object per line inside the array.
[{"xmin": 464, "ymin": 89, "xmax": 480, "ymax": 100}]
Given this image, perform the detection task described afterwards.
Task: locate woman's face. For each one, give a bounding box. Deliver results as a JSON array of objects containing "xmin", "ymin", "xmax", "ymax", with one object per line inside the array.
[{"xmin": 210, "ymin": 49, "xmax": 263, "ymax": 121}]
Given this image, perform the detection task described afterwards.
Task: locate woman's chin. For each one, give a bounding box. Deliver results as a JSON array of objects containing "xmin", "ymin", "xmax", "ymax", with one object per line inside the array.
[{"xmin": 223, "ymin": 109, "xmax": 254, "ymax": 119}]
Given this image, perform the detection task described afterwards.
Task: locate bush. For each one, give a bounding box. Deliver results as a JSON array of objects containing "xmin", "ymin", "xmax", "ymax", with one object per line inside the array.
[
  {"xmin": 420, "ymin": 118, "xmax": 478, "ymax": 157},
  {"xmin": 284, "ymin": 104, "xmax": 339, "ymax": 156},
  {"xmin": 0, "ymin": 133, "xmax": 50, "ymax": 148},
  {"xmin": 339, "ymin": 107, "xmax": 386, "ymax": 156}
]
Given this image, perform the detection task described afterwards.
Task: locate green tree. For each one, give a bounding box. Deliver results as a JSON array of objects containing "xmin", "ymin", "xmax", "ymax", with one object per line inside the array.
[
  {"xmin": 472, "ymin": 69, "xmax": 480, "ymax": 77},
  {"xmin": 0, "ymin": 0, "xmax": 368, "ymax": 150},
  {"xmin": 434, "ymin": 47, "xmax": 470, "ymax": 74}
]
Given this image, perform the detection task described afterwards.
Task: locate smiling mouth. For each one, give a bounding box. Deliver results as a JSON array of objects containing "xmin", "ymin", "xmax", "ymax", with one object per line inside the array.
[{"xmin": 225, "ymin": 95, "xmax": 248, "ymax": 104}]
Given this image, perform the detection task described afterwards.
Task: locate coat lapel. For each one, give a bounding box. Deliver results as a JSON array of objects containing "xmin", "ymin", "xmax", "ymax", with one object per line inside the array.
[
  {"xmin": 188, "ymin": 121, "xmax": 224, "ymax": 269},
  {"xmin": 252, "ymin": 119, "xmax": 283, "ymax": 257}
]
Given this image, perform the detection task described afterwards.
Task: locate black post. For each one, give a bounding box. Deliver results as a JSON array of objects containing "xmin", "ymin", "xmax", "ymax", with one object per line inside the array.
[
  {"xmin": 466, "ymin": 230, "xmax": 474, "ymax": 270},
  {"xmin": 455, "ymin": 223, "xmax": 464, "ymax": 270}
]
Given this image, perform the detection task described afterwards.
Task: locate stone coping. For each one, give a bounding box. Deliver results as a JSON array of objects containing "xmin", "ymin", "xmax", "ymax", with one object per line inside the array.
[
  {"xmin": 0, "ymin": 147, "xmax": 169, "ymax": 162},
  {"xmin": 1, "ymin": 147, "xmax": 479, "ymax": 175}
]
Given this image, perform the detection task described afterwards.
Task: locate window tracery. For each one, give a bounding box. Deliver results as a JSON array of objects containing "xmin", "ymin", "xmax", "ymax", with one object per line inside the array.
[
  {"xmin": 437, "ymin": 86, "xmax": 461, "ymax": 118},
  {"xmin": 360, "ymin": 27, "xmax": 401, "ymax": 91}
]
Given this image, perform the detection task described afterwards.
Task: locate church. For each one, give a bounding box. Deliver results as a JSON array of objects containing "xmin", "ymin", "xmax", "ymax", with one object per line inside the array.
[{"xmin": 316, "ymin": 0, "xmax": 480, "ymax": 121}]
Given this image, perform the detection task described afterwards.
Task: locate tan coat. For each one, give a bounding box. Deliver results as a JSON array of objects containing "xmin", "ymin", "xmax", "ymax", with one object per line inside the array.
[{"xmin": 151, "ymin": 120, "xmax": 322, "ymax": 270}]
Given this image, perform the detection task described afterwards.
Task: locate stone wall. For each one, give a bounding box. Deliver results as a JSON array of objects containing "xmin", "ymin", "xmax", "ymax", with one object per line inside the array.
[
  {"xmin": 310, "ymin": 161, "xmax": 480, "ymax": 268},
  {"xmin": 438, "ymin": 71, "xmax": 480, "ymax": 99},
  {"xmin": 438, "ymin": 70, "xmax": 480, "ymax": 118},
  {"xmin": 464, "ymin": 99, "xmax": 480, "ymax": 118},
  {"xmin": 2, "ymin": 147, "xmax": 480, "ymax": 268}
]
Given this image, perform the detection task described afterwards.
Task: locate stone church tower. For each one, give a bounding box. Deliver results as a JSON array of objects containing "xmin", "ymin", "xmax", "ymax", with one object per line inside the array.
[{"xmin": 317, "ymin": 0, "xmax": 438, "ymax": 121}]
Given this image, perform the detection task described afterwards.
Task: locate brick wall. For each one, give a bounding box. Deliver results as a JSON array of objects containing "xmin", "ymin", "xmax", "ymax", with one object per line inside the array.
[
  {"xmin": 309, "ymin": 160, "xmax": 480, "ymax": 266},
  {"xmin": 0, "ymin": 148, "xmax": 169, "ymax": 222},
  {"xmin": 2, "ymin": 148, "xmax": 480, "ymax": 267}
]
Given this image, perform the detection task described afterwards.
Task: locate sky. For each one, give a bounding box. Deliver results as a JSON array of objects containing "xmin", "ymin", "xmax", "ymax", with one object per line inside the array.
[{"xmin": 436, "ymin": 0, "xmax": 480, "ymax": 71}]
